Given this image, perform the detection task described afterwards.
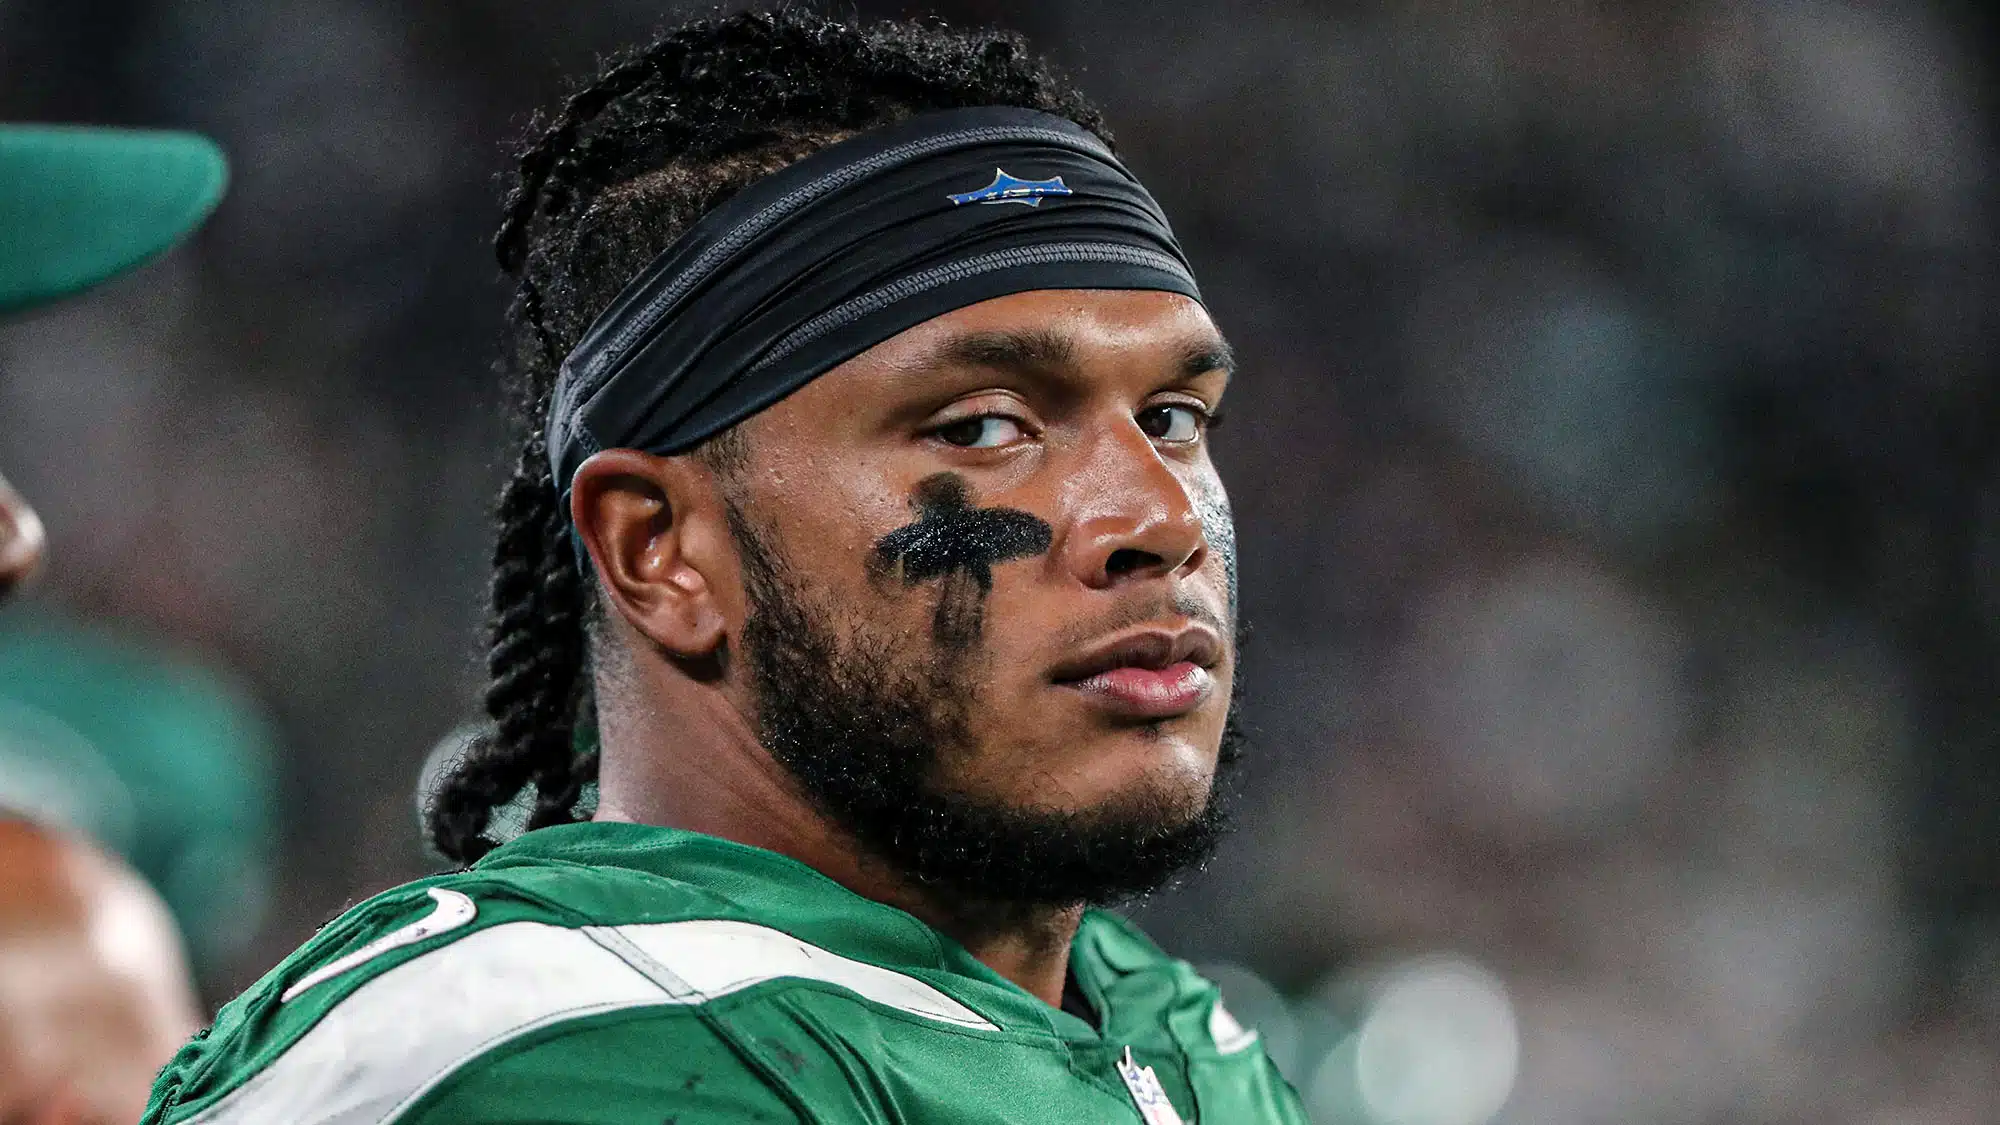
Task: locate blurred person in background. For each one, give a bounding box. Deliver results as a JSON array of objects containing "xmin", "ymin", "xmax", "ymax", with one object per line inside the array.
[
  {"xmin": 0, "ymin": 124, "xmax": 224, "ymax": 1124},
  {"xmin": 0, "ymin": 611, "xmax": 279, "ymax": 996},
  {"xmin": 145, "ymin": 10, "xmax": 1295, "ymax": 1124}
]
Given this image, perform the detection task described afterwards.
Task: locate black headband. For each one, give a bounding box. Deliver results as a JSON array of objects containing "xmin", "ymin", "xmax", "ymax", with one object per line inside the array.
[{"xmin": 545, "ymin": 106, "xmax": 1203, "ymax": 494}]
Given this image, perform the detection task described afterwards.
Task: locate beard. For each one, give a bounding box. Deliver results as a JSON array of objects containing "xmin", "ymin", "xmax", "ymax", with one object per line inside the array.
[{"xmin": 729, "ymin": 503, "xmax": 1241, "ymax": 911}]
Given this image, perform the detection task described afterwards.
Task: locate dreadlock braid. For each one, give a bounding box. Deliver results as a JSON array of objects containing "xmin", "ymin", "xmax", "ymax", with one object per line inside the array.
[
  {"xmin": 424, "ymin": 7, "xmax": 1107, "ymax": 864},
  {"xmin": 426, "ymin": 434, "xmax": 593, "ymax": 863}
]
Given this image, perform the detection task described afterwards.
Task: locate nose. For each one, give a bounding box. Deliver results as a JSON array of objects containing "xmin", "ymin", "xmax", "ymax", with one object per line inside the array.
[
  {"xmin": 1057, "ymin": 426, "xmax": 1207, "ymax": 590},
  {"xmin": 0, "ymin": 472, "xmax": 45, "ymax": 601}
]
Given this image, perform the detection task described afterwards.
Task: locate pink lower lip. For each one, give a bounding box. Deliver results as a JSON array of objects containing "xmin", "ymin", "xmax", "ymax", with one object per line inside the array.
[{"xmin": 1061, "ymin": 660, "xmax": 1212, "ymax": 718}]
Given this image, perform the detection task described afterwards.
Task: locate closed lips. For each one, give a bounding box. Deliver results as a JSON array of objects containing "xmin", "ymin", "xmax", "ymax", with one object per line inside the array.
[{"xmin": 1048, "ymin": 625, "xmax": 1222, "ymax": 683}]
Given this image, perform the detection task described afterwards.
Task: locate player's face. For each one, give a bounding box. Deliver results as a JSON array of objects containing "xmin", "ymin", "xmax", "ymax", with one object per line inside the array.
[
  {"xmin": 0, "ymin": 471, "xmax": 45, "ymax": 601},
  {"xmin": 730, "ymin": 289, "xmax": 1235, "ymax": 828}
]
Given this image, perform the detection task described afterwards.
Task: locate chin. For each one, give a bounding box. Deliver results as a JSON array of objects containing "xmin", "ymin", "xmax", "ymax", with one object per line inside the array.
[{"xmin": 1014, "ymin": 725, "xmax": 1221, "ymax": 821}]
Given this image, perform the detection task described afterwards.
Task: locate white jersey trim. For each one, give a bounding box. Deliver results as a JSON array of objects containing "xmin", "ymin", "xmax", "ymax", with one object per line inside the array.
[
  {"xmin": 586, "ymin": 917, "xmax": 995, "ymax": 1030},
  {"xmin": 184, "ymin": 918, "xmax": 997, "ymax": 1125}
]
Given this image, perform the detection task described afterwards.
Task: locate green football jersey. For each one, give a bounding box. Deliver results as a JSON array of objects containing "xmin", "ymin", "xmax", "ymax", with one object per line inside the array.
[{"xmin": 144, "ymin": 822, "xmax": 1305, "ymax": 1124}]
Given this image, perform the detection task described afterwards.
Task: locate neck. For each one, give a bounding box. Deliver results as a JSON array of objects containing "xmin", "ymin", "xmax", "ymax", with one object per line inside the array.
[
  {"xmin": 895, "ymin": 896, "xmax": 1084, "ymax": 1008},
  {"xmin": 591, "ymin": 671, "xmax": 1083, "ymax": 1008}
]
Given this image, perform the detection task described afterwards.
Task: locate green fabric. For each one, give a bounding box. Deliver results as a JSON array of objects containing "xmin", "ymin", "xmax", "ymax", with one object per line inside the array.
[
  {"xmin": 0, "ymin": 608, "xmax": 276, "ymax": 975},
  {"xmin": 0, "ymin": 125, "xmax": 226, "ymax": 312},
  {"xmin": 147, "ymin": 822, "xmax": 1306, "ymax": 1124},
  {"xmin": 414, "ymin": 1016, "xmax": 801, "ymax": 1124}
]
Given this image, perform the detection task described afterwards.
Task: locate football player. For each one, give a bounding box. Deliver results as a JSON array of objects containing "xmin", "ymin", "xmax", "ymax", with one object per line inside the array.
[{"xmin": 147, "ymin": 12, "xmax": 1297, "ymax": 1123}]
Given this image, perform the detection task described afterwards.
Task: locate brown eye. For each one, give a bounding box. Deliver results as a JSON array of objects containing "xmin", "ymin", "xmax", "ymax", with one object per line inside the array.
[
  {"xmin": 934, "ymin": 415, "xmax": 1028, "ymax": 449},
  {"xmin": 1137, "ymin": 404, "xmax": 1205, "ymax": 443}
]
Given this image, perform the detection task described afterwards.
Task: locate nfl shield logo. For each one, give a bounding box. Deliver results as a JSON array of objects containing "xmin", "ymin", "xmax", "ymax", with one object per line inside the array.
[{"xmin": 1117, "ymin": 1047, "xmax": 1186, "ymax": 1125}]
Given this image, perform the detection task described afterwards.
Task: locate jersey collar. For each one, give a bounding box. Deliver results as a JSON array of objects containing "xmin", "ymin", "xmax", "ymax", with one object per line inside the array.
[{"xmin": 477, "ymin": 820, "xmax": 1112, "ymax": 1040}]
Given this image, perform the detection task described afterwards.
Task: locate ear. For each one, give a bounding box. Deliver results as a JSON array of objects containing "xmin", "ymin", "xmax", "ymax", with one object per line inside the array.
[{"xmin": 568, "ymin": 449, "xmax": 733, "ymax": 658}]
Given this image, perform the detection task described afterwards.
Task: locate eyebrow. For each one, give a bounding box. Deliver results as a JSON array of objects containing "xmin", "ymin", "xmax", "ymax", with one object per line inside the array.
[
  {"xmin": 938, "ymin": 328, "xmax": 1079, "ymax": 375},
  {"xmin": 934, "ymin": 327, "xmax": 1236, "ymax": 382},
  {"xmin": 1179, "ymin": 337, "xmax": 1235, "ymax": 380}
]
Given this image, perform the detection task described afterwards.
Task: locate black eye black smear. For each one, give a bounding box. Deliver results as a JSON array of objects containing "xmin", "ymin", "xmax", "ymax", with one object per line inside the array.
[{"xmin": 870, "ymin": 472, "xmax": 1053, "ymax": 650}]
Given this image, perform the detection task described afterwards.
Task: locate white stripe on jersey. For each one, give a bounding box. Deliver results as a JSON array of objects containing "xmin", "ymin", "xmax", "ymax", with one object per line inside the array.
[
  {"xmin": 184, "ymin": 919, "xmax": 996, "ymax": 1125},
  {"xmin": 585, "ymin": 917, "xmax": 997, "ymax": 1030}
]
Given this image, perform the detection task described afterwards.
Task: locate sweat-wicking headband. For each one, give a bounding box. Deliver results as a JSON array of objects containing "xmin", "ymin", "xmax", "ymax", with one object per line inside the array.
[{"xmin": 546, "ymin": 106, "xmax": 1203, "ymax": 495}]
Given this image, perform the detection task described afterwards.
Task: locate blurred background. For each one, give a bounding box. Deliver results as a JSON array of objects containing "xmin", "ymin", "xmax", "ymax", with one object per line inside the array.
[{"xmin": 2, "ymin": 1, "xmax": 1996, "ymax": 1121}]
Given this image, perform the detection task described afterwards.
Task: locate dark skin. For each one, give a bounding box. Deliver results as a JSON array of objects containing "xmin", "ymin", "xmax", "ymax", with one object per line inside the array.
[{"xmin": 570, "ymin": 289, "xmax": 1234, "ymax": 1006}]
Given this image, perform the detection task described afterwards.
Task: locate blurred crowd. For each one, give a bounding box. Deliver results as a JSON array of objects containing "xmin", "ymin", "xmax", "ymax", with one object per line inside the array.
[{"xmin": 1, "ymin": 2, "xmax": 1995, "ymax": 1123}]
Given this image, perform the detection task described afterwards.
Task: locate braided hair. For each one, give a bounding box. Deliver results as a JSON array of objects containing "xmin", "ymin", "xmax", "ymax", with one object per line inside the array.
[{"xmin": 424, "ymin": 9, "xmax": 1109, "ymax": 864}]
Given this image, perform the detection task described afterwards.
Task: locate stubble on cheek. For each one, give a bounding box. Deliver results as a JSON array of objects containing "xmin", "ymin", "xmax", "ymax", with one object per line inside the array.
[{"xmin": 1188, "ymin": 475, "xmax": 1238, "ymax": 617}]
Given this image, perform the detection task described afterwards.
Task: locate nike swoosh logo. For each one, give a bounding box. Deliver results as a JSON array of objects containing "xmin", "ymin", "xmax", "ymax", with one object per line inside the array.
[{"xmin": 281, "ymin": 887, "xmax": 478, "ymax": 1003}]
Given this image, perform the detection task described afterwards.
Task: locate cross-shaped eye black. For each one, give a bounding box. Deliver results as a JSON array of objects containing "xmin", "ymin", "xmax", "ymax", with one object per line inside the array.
[{"xmin": 871, "ymin": 473, "xmax": 1053, "ymax": 593}]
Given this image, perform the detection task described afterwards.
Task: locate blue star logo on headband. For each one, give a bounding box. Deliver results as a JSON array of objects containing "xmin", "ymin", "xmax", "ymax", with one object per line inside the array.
[{"xmin": 947, "ymin": 168, "xmax": 1074, "ymax": 207}]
